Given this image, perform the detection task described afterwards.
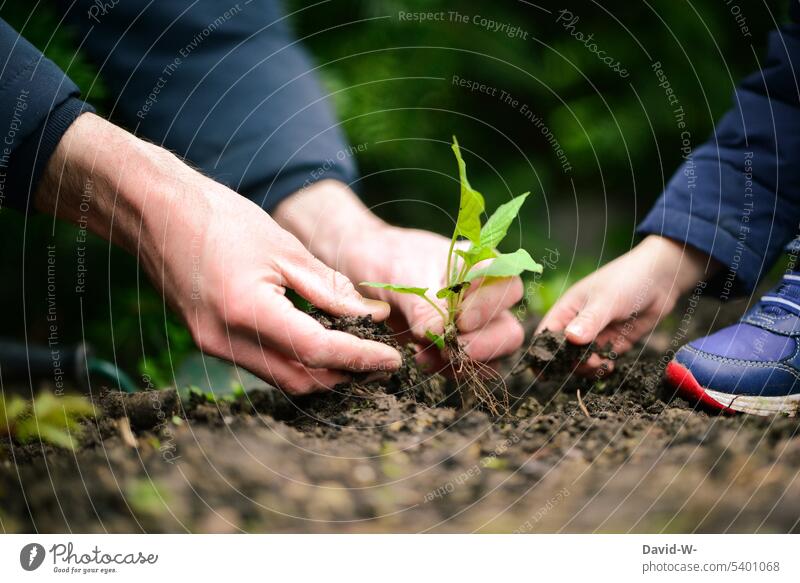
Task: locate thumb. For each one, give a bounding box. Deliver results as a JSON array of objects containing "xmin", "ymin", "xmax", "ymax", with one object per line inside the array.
[
  {"xmin": 564, "ymin": 298, "xmax": 615, "ymax": 345},
  {"xmin": 281, "ymin": 253, "xmax": 391, "ymax": 321}
]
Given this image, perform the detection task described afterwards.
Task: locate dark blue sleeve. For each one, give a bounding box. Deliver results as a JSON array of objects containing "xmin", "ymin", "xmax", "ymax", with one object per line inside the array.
[
  {"xmin": 637, "ymin": 17, "xmax": 800, "ymax": 295},
  {"xmin": 0, "ymin": 18, "xmax": 93, "ymax": 214},
  {"xmin": 58, "ymin": 0, "xmax": 356, "ymax": 212}
]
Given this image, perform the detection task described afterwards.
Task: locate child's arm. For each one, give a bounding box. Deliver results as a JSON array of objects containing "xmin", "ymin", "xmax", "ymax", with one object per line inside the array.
[
  {"xmin": 637, "ymin": 15, "xmax": 800, "ymax": 297},
  {"xmin": 542, "ymin": 12, "xmax": 800, "ymax": 373}
]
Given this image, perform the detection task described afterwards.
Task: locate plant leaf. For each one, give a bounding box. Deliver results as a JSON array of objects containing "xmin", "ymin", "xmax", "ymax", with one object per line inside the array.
[
  {"xmin": 360, "ymin": 282, "xmax": 429, "ymax": 297},
  {"xmin": 465, "ymin": 249, "xmax": 543, "ymax": 282},
  {"xmin": 435, "ymin": 282, "xmax": 471, "ymax": 299},
  {"xmin": 36, "ymin": 425, "xmax": 78, "ymax": 450},
  {"xmin": 361, "ymin": 282, "xmax": 447, "ymax": 324},
  {"xmin": 479, "ymin": 192, "xmax": 530, "ymax": 250},
  {"xmin": 0, "ymin": 396, "xmax": 27, "ymax": 433},
  {"xmin": 451, "ymin": 136, "xmax": 485, "ymax": 245},
  {"xmin": 425, "ymin": 330, "xmax": 445, "ymax": 350},
  {"xmin": 455, "ymin": 246, "xmax": 497, "ymax": 268}
]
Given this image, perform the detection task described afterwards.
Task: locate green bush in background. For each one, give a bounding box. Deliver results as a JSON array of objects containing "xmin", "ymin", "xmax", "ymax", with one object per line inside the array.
[{"xmin": 0, "ymin": 1, "xmax": 786, "ymax": 387}]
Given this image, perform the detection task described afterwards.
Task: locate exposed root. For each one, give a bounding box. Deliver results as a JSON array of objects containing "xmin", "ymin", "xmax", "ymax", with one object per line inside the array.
[{"xmin": 445, "ymin": 327, "xmax": 509, "ymax": 416}]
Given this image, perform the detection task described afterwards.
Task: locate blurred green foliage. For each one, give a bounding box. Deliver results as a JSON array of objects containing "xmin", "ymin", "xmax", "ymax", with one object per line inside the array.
[
  {"xmin": 288, "ymin": 0, "xmax": 785, "ymax": 247},
  {"xmin": 0, "ymin": 390, "xmax": 97, "ymax": 450},
  {"xmin": 0, "ymin": 1, "xmax": 787, "ymax": 385}
]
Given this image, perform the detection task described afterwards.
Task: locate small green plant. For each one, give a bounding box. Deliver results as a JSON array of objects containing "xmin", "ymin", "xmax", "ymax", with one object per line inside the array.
[
  {"xmin": 0, "ymin": 391, "xmax": 98, "ymax": 450},
  {"xmin": 361, "ymin": 137, "xmax": 542, "ymax": 413},
  {"xmin": 186, "ymin": 382, "xmax": 246, "ymax": 405},
  {"xmin": 126, "ymin": 478, "xmax": 170, "ymax": 517}
]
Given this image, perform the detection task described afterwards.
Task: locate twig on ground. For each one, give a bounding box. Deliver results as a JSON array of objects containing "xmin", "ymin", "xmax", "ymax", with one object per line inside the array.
[
  {"xmin": 577, "ymin": 389, "xmax": 591, "ymax": 418},
  {"xmin": 116, "ymin": 417, "xmax": 138, "ymax": 448}
]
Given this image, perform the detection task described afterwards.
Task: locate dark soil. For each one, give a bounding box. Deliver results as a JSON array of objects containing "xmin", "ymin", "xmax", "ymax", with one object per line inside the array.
[{"xmin": 2, "ymin": 295, "xmax": 800, "ymax": 533}]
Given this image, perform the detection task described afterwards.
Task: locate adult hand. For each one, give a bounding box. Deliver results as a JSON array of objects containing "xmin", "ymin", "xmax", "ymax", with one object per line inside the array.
[
  {"xmin": 536, "ymin": 235, "xmax": 718, "ymax": 373},
  {"xmin": 35, "ymin": 114, "xmax": 402, "ymax": 395},
  {"xmin": 274, "ymin": 181, "xmax": 525, "ymax": 370}
]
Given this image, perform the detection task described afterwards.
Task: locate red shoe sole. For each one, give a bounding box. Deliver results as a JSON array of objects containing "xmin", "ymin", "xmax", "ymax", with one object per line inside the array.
[{"xmin": 665, "ymin": 360, "xmax": 738, "ymax": 415}]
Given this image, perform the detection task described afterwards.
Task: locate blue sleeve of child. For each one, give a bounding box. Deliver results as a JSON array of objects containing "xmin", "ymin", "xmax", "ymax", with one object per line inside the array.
[{"xmin": 638, "ymin": 19, "xmax": 800, "ymax": 296}]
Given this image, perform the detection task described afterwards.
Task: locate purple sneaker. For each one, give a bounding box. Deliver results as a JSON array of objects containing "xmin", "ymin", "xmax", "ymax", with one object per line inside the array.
[{"xmin": 666, "ymin": 273, "xmax": 800, "ymax": 416}]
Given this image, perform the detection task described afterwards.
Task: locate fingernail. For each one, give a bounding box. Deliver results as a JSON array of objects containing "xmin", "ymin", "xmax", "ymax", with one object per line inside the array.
[
  {"xmin": 566, "ymin": 322, "xmax": 584, "ymax": 338},
  {"xmin": 376, "ymin": 345, "xmax": 403, "ymax": 369},
  {"xmin": 360, "ymin": 298, "xmax": 390, "ymax": 318}
]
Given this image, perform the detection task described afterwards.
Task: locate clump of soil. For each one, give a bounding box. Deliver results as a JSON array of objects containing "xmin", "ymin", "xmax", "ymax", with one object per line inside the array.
[
  {"xmin": 101, "ymin": 388, "xmax": 178, "ymax": 430},
  {"xmin": 312, "ymin": 310, "xmax": 518, "ymax": 416},
  {"xmin": 310, "ymin": 310, "xmax": 447, "ymax": 406},
  {"xmin": 518, "ymin": 330, "xmax": 597, "ymax": 375}
]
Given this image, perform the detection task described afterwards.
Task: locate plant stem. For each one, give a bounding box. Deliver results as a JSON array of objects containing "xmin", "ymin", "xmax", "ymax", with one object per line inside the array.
[
  {"xmin": 421, "ymin": 293, "xmax": 448, "ymax": 324},
  {"xmin": 456, "ymin": 260, "xmax": 470, "ymax": 284},
  {"xmin": 445, "ymin": 235, "xmax": 457, "ymax": 288},
  {"xmin": 444, "ymin": 234, "xmax": 459, "ymax": 325}
]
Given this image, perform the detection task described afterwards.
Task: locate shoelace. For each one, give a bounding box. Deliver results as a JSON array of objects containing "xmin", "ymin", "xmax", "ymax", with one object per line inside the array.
[{"xmin": 760, "ymin": 273, "xmax": 800, "ymax": 316}]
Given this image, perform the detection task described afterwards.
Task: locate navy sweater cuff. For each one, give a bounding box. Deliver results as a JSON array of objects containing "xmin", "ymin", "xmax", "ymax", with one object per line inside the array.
[
  {"xmin": 4, "ymin": 98, "xmax": 95, "ymax": 214},
  {"xmin": 637, "ymin": 205, "xmax": 762, "ymax": 297}
]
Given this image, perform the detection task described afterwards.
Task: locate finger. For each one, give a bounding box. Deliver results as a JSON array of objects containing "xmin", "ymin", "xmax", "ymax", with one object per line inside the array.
[
  {"xmin": 456, "ymin": 276, "xmax": 523, "ymax": 333},
  {"xmin": 535, "ymin": 289, "xmax": 582, "ymax": 335},
  {"xmin": 414, "ymin": 343, "xmax": 499, "ymax": 381},
  {"xmin": 400, "ymin": 293, "xmax": 448, "ymax": 340},
  {"xmin": 391, "ymin": 243, "xmax": 468, "ymax": 340},
  {"xmin": 460, "ymin": 311, "xmax": 525, "ymax": 362},
  {"xmin": 563, "ymin": 296, "xmax": 616, "ymax": 345},
  {"xmin": 572, "ymin": 314, "xmax": 658, "ymax": 376},
  {"xmin": 279, "ymin": 250, "xmax": 391, "ymax": 321},
  {"xmin": 598, "ymin": 311, "xmax": 661, "ymax": 356},
  {"xmin": 244, "ymin": 287, "xmax": 402, "ymax": 372},
  {"xmin": 205, "ymin": 330, "xmax": 350, "ymax": 396},
  {"xmin": 253, "ymin": 351, "xmax": 350, "ymax": 396},
  {"xmin": 414, "ymin": 343, "xmax": 450, "ymax": 375},
  {"xmin": 574, "ymin": 354, "xmax": 615, "ymax": 377}
]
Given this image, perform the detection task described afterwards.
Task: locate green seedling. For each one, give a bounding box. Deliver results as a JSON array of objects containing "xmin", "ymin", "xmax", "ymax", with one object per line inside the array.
[
  {"xmin": 361, "ymin": 136, "xmax": 542, "ymax": 413},
  {"xmin": 126, "ymin": 478, "xmax": 170, "ymax": 517},
  {"xmin": 0, "ymin": 391, "xmax": 98, "ymax": 450},
  {"xmin": 187, "ymin": 384, "xmax": 246, "ymax": 405}
]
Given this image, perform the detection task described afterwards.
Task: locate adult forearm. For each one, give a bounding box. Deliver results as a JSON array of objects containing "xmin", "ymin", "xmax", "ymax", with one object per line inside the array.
[
  {"xmin": 33, "ymin": 113, "xmax": 207, "ymax": 283},
  {"xmin": 32, "ymin": 114, "xmax": 400, "ymax": 392}
]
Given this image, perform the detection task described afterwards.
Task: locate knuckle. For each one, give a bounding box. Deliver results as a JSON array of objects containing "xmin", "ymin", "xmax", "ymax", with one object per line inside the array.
[
  {"xmin": 577, "ymin": 304, "xmax": 604, "ymax": 322},
  {"xmin": 329, "ymin": 275, "xmax": 358, "ymax": 308},
  {"xmin": 508, "ymin": 277, "xmax": 524, "ymax": 303},
  {"xmin": 332, "ymin": 269, "xmax": 355, "ymax": 292},
  {"xmin": 278, "ymin": 236, "xmax": 309, "ymax": 262},
  {"xmin": 508, "ymin": 319, "xmax": 525, "ymax": 348},
  {"xmin": 410, "ymin": 300, "xmax": 429, "ymax": 322},
  {"xmin": 296, "ymin": 334, "xmax": 335, "ymax": 368},
  {"xmin": 281, "ymin": 375, "xmax": 314, "ymax": 396},
  {"xmin": 225, "ymin": 301, "xmax": 253, "ymax": 330},
  {"xmin": 410, "ymin": 300, "xmax": 439, "ymax": 328},
  {"xmin": 298, "ymin": 351, "xmax": 325, "ymax": 369},
  {"xmin": 191, "ymin": 327, "xmax": 228, "ymax": 359}
]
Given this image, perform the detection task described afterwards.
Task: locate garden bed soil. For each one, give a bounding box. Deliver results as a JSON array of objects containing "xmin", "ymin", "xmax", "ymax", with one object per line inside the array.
[{"xmin": 2, "ymin": 294, "xmax": 800, "ymax": 533}]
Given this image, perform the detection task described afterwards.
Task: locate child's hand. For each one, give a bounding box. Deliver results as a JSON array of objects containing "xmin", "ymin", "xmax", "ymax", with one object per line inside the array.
[{"xmin": 537, "ymin": 235, "xmax": 717, "ymax": 374}]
